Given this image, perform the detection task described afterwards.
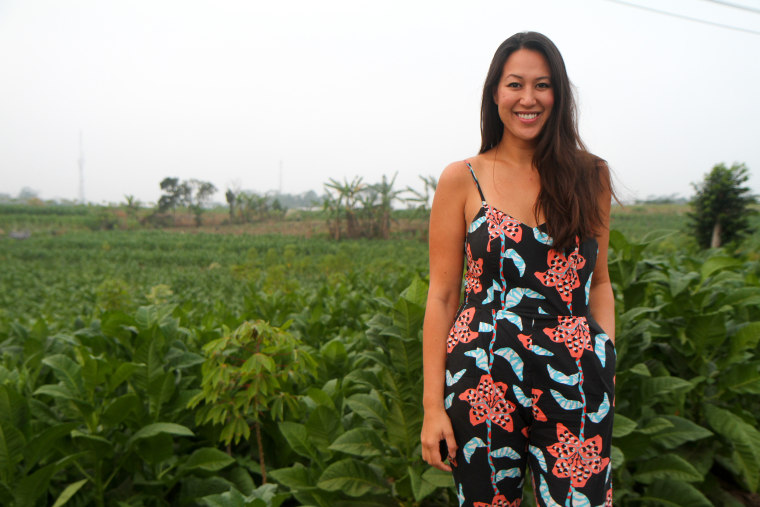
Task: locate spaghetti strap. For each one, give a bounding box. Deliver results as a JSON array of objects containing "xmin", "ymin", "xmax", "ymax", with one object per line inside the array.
[{"xmin": 465, "ymin": 161, "xmax": 486, "ymax": 203}]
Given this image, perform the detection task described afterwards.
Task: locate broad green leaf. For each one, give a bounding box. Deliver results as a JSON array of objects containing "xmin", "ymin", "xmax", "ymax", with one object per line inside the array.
[
  {"xmin": 25, "ymin": 422, "xmax": 78, "ymax": 470},
  {"xmin": 640, "ymin": 479, "xmax": 712, "ymax": 507},
  {"xmin": 408, "ymin": 465, "xmax": 436, "ymax": 502},
  {"xmin": 421, "ymin": 467, "xmax": 454, "ymax": 488},
  {"xmin": 346, "ymin": 393, "xmax": 387, "ymax": 426},
  {"xmin": 41, "ymin": 355, "xmax": 84, "ymax": 396},
  {"xmin": 732, "ymin": 322, "xmax": 760, "ymax": 354},
  {"xmin": 633, "ymin": 453, "xmax": 704, "ymax": 484},
  {"xmin": 128, "ymin": 422, "xmax": 194, "ymax": 445},
  {"xmin": 107, "ymin": 362, "xmax": 139, "ymax": 393},
  {"xmin": 33, "ymin": 384, "xmax": 80, "ymax": 402},
  {"xmin": 269, "ymin": 463, "xmax": 315, "ymax": 490},
  {"xmin": 328, "ymin": 428, "xmax": 384, "ymax": 457},
  {"xmin": 718, "ymin": 362, "xmax": 760, "ymax": 395},
  {"xmin": 701, "ymin": 256, "xmax": 742, "ymax": 280},
  {"xmin": 641, "ymin": 376, "xmax": 694, "ymax": 400},
  {"xmin": 612, "ymin": 414, "xmax": 637, "ymax": 437},
  {"xmin": 279, "ymin": 422, "xmax": 316, "ymax": 459},
  {"xmin": 0, "ymin": 421, "xmax": 25, "ymax": 483},
  {"xmin": 628, "ymin": 363, "xmax": 651, "ymax": 376},
  {"xmin": 51, "ymin": 479, "xmax": 87, "ymax": 507},
  {"xmin": 316, "ymin": 459, "xmax": 387, "ymax": 497},
  {"xmin": 611, "ymin": 445, "xmax": 624, "ymax": 469},
  {"xmin": 14, "ymin": 462, "xmax": 58, "ymax": 507},
  {"xmin": 306, "ymin": 405, "xmax": 341, "ymax": 454},
  {"xmin": 198, "ymin": 489, "xmax": 246, "ymax": 507},
  {"xmin": 686, "ymin": 313, "xmax": 727, "ymax": 352},
  {"xmin": 650, "ymin": 415, "xmax": 713, "ymax": 449},
  {"xmin": 184, "ymin": 447, "xmax": 235, "ymax": 472},
  {"xmin": 102, "ymin": 393, "xmax": 140, "ymax": 426},
  {"xmin": 705, "ymin": 404, "xmax": 760, "ymax": 492},
  {"xmin": 637, "ymin": 417, "xmax": 673, "ymax": 435}
]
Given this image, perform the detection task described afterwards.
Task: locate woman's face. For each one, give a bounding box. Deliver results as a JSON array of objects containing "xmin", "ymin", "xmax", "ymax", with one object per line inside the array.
[{"xmin": 493, "ymin": 48, "xmax": 554, "ymax": 145}]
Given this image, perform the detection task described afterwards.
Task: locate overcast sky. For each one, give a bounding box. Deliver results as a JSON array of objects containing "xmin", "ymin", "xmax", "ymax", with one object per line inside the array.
[{"xmin": 1, "ymin": 0, "xmax": 759, "ymax": 205}]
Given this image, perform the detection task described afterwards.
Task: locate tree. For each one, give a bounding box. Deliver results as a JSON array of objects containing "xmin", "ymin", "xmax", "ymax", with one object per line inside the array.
[
  {"xmin": 689, "ymin": 162, "xmax": 757, "ymax": 248},
  {"xmin": 186, "ymin": 179, "xmax": 217, "ymax": 226},
  {"xmin": 225, "ymin": 189, "xmax": 236, "ymax": 222},
  {"xmin": 157, "ymin": 177, "xmax": 186, "ymax": 215}
]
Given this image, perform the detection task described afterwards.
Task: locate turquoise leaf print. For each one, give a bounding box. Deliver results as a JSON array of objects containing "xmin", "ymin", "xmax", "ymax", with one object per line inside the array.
[
  {"xmin": 495, "ymin": 310, "xmax": 523, "ymax": 331},
  {"xmin": 457, "ymin": 484, "xmax": 465, "ymax": 507},
  {"xmin": 479, "ymin": 322, "xmax": 494, "ymax": 333},
  {"xmin": 531, "ymin": 344, "xmax": 554, "ymax": 357},
  {"xmin": 504, "ymin": 287, "xmax": 545, "ymax": 309},
  {"xmin": 464, "ymin": 348, "xmax": 489, "ymax": 372},
  {"xmin": 494, "ymin": 346, "xmax": 524, "ymax": 381},
  {"xmin": 585, "ymin": 273, "xmax": 593, "ymax": 305},
  {"xmin": 550, "ymin": 389, "xmax": 583, "ymax": 410},
  {"xmin": 587, "ymin": 392, "xmax": 610, "ymax": 423},
  {"xmin": 539, "ymin": 474, "xmax": 562, "ymax": 507},
  {"xmin": 529, "ymin": 445, "xmax": 548, "ymax": 473},
  {"xmin": 572, "ymin": 488, "xmax": 591, "ymax": 507},
  {"xmin": 468, "ymin": 215, "xmax": 486, "ymax": 233},
  {"xmin": 490, "ymin": 446, "xmax": 521, "ymax": 459},
  {"xmin": 594, "ymin": 333, "xmax": 609, "ymax": 367},
  {"xmin": 512, "ymin": 384, "xmax": 532, "ymax": 407},
  {"xmin": 483, "ymin": 280, "xmax": 502, "ymax": 305},
  {"xmin": 547, "ymin": 364, "xmax": 581, "ymax": 386},
  {"xmin": 446, "ymin": 369, "xmax": 466, "ymax": 386},
  {"xmin": 494, "ymin": 467, "xmax": 521, "ymax": 482},
  {"xmin": 444, "ymin": 392, "xmax": 454, "ymax": 409},
  {"xmin": 463, "ymin": 436, "xmax": 486, "ymax": 463},
  {"xmin": 504, "ymin": 248, "xmax": 526, "ymax": 276},
  {"xmin": 533, "ymin": 227, "xmax": 554, "ymax": 246}
]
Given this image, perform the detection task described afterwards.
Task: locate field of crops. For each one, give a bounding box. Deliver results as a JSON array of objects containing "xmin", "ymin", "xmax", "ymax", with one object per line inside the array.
[{"xmin": 1, "ymin": 205, "xmax": 759, "ymax": 506}]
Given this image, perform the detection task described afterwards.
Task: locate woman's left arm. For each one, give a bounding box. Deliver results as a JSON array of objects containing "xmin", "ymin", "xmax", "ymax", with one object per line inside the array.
[{"xmin": 589, "ymin": 170, "xmax": 615, "ymax": 344}]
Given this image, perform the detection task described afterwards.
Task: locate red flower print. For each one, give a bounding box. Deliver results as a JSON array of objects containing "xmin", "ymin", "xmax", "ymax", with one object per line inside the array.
[
  {"xmin": 547, "ymin": 423, "xmax": 610, "ymax": 488},
  {"xmin": 531, "ymin": 388, "xmax": 547, "ymax": 422},
  {"xmin": 543, "ymin": 316, "xmax": 592, "ymax": 359},
  {"xmin": 447, "ymin": 308, "xmax": 479, "ymax": 353},
  {"xmin": 474, "ymin": 495, "xmax": 521, "ymax": 507},
  {"xmin": 517, "ymin": 334, "xmax": 532, "ymax": 350},
  {"xmin": 459, "ymin": 374, "xmax": 516, "ymax": 431},
  {"xmin": 485, "ymin": 206, "xmax": 522, "ymax": 251},
  {"xmin": 465, "ymin": 244, "xmax": 484, "ymax": 294},
  {"xmin": 605, "ymin": 487, "xmax": 613, "ymax": 506},
  {"xmin": 534, "ymin": 248, "xmax": 586, "ymax": 310}
]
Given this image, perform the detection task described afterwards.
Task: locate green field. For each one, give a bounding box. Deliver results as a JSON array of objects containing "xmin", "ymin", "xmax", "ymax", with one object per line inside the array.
[{"xmin": 1, "ymin": 205, "xmax": 759, "ymax": 506}]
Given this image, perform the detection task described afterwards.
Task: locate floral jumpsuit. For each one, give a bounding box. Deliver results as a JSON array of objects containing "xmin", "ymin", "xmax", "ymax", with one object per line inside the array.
[{"xmin": 444, "ymin": 164, "xmax": 615, "ymax": 507}]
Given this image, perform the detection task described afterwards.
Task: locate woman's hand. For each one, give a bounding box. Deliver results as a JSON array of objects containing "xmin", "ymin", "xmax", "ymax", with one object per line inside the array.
[{"xmin": 420, "ymin": 406, "xmax": 458, "ymax": 472}]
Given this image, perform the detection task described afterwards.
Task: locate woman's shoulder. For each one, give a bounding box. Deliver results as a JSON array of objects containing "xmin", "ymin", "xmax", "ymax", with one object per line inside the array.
[{"xmin": 438, "ymin": 154, "xmax": 490, "ymax": 185}]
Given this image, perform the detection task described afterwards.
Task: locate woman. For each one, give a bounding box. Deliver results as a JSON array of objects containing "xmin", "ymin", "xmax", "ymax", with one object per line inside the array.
[{"xmin": 420, "ymin": 32, "xmax": 616, "ymax": 507}]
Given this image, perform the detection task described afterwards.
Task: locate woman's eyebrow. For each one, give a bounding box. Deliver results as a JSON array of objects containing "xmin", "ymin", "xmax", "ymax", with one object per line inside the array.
[{"xmin": 504, "ymin": 74, "xmax": 551, "ymax": 81}]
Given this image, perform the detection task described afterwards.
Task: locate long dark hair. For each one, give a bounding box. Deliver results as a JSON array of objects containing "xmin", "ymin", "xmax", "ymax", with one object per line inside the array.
[{"xmin": 480, "ymin": 31, "xmax": 612, "ymax": 252}]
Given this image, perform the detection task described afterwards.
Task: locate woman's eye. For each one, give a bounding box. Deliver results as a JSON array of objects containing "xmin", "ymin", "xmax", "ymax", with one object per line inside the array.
[
  {"xmin": 507, "ymin": 82, "xmax": 520, "ymax": 88},
  {"xmin": 537, "ymin": 82, "xmax": 551, "ymax": 89}
]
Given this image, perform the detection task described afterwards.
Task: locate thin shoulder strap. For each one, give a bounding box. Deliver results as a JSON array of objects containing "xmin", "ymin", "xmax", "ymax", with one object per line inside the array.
[{"xmin": 465, "ymin": 161, "xmax": 486, "ymax": 202}]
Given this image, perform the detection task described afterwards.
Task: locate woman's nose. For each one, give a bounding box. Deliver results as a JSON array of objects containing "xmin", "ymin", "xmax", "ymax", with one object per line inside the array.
[{"xmin": 519, "ymin": 89, "xmax": 536, "ymax": 106}]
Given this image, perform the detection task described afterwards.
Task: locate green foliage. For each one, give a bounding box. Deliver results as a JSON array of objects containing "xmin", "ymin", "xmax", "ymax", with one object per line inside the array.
[
  {"xmin": 2, "ymin": 227, "xmax": 760, "ymax": 505},
  {"xmin": 609, "ymin": 230, "xmax": 760, "ymax": 504},
  {"xmin": 689, "ymin": 162, "xmax": 757, "ymax": 248}
]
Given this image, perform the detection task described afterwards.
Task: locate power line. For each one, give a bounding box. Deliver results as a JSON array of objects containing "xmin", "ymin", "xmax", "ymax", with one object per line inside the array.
[
  {"xmin": 603, "ymin": 0, "xmax": 760, "ymax": 35},
  {"xmin": 701, "ymin": 0, "xmax": 760, "ymax": 15}
]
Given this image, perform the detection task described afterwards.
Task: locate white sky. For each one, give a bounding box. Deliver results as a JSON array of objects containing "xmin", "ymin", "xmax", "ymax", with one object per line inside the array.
[{"xmin": 1, "ymin": 0, "xmax": 759, "ymax": 205}]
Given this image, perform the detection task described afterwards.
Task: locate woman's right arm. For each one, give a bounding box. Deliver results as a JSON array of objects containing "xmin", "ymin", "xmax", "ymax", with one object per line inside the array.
[{"xmin": 420, "ymin": 162, "xmax": 469, "ymax": 472}]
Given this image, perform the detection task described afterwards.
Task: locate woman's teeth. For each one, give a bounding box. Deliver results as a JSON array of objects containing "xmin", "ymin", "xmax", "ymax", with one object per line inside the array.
[{"xmin": 516, "ymin": 113, "xmax": 539, "ymax": 119}]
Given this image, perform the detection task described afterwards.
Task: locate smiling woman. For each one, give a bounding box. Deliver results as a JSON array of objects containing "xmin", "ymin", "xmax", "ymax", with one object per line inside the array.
[{"xmin": 421, "ymin": 32, "xmax": 617, "ymax": 507}]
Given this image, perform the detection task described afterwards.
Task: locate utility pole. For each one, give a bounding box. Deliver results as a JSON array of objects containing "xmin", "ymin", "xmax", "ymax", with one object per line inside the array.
[{"xmin": 78, "ymin": 130, "xmax": 85, "ymax": 204}]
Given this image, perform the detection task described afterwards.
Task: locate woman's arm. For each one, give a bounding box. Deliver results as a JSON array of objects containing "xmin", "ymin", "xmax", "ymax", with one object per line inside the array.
[
  {"xmin": 589, "ymin": 165, "xmax": 615, "ymax": 344},
  {"xmin": 420, "ymin": 162, "xmax": 470, "ymax": 472}
]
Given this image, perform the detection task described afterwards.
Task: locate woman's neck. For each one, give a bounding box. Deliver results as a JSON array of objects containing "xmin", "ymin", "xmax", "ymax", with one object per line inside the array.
[{"xmin": 494, "ymin": 139, "xmax": 536, "ymax": 170}]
